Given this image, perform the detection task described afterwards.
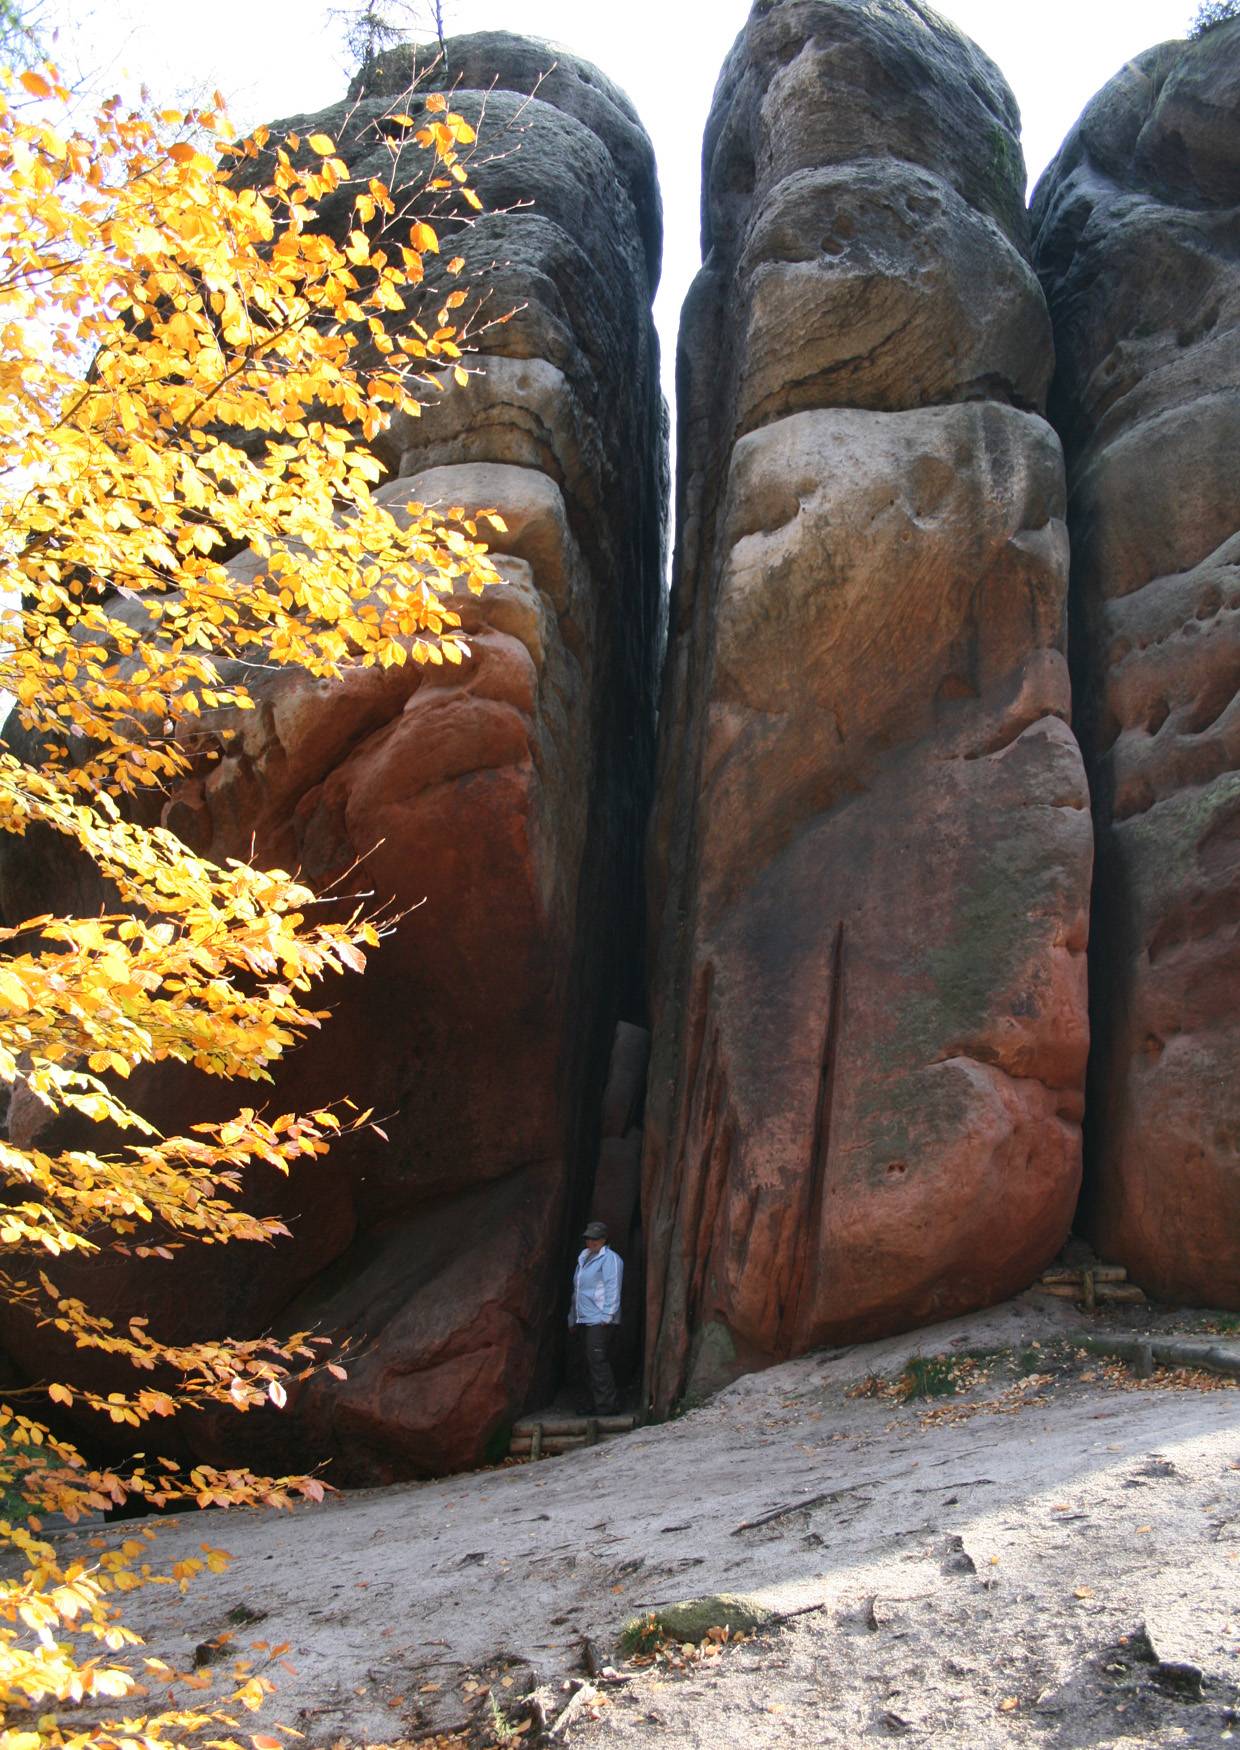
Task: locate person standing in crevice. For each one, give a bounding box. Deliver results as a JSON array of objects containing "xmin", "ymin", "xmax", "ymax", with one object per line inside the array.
[{"xmin": 569, "ymin": 1220, "xmax": 623, "ymax": 1415}]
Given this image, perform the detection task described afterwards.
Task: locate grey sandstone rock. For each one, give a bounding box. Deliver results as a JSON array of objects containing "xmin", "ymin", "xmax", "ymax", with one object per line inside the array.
[
  {"xmin": 1032, "ymin": 19, "xmax": 1240, "ymax": 1309},
  {"xmin": 644, "ymin": 0, "xmax": 1092, "ymax": 1412}
]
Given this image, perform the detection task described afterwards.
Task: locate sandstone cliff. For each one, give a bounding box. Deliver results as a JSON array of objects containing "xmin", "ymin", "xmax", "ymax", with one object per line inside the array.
[
  {"xmin": 643, "ymin": 0, "xmax": 1094, "ymax": 1408},
  {"xmin": 1032, "ymin": 18, "xmax": 1240, "ymax": 1309},
  {"xmin": 8, "ymin": 5, "xmax": 1238, "ymax": 1471},
  {"xmin": 0, "ymin": 33, "xmax": 666, "ymax": 1479}
]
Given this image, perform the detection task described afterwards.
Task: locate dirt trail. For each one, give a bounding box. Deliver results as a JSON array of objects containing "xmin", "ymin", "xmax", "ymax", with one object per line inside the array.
[{"xmin": 67, "ymin": 1294, "xmax": 1240, "ymax": 1746}]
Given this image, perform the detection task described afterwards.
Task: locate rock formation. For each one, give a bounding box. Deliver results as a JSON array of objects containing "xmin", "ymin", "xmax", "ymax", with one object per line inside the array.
[
  {"xmin": 0, "ymin": 34, "xmax": 665, "ymax": 1479},
  {"xmin": 1032, "ymin": 19, "xmax": 1240, "ymax": 1308},
  {"xmin": 643, "ymin": 0, "xmax": 1094, "ymax": 1408}
]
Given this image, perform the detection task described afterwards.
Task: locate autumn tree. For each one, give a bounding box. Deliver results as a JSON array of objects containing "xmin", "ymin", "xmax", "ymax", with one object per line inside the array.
[{"xmin": 0, "ymin": 57, "xmax": 502, "ymax": 1748}]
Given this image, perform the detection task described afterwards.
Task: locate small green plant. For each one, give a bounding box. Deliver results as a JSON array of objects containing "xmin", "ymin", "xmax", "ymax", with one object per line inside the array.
[
  {"xmin": 620, "ymin": 1612, "xmax": 664, "ymax": 1658},
  {"xmin": 899, "ymin": 1355, "xmax": 965, "ymax": 1400},
  {"xmin": 1191, "ymin": 0, "xmax": 1240, "ymax": 35},
  {"xmin": 486, "ymin": 1689, "xmax": 522, "ymax": 1745}
]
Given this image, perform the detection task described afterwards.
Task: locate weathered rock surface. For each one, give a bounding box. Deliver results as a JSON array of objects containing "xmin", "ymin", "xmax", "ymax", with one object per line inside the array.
[
  {"xmin": 644, "ymin": 0, "xmax": 1092, "ymax": 1408},
  {"xmin": 0, "ymin": 35, "xmax": 665, "ymax": 1479},
  {"xmin": 1032, "ymin": 20, "xmax": 1240, "ymax": 1309}
]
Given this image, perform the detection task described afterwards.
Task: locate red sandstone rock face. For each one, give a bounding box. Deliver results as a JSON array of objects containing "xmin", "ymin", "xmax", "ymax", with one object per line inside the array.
[
  {"xmin": 0, "ymin": 36, "xmax": 665, "ymax": 1480},
  {"xmin": 645, "ymin": 0, "xmax": 1092, "ymax": 1408},
  {"xmin": 1032, "ymin": 21, "xmax": 1240, "ymax": 1309}
]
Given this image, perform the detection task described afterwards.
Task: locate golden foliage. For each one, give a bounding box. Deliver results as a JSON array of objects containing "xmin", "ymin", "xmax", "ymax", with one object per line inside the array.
[{"xmin": 0, "ymin": 59, "xmax": 503, "ymax": 1747}]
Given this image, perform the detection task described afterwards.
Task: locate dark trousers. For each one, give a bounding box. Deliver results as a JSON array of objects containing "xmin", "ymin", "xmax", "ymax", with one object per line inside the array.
[{"xmin": 579, "ymin": 1323, "xmax": 619, "ymax": 1415}]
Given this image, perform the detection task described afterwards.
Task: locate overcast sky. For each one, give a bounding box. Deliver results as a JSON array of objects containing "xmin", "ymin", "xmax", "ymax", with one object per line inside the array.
[{"xmin": 44, "ymin": 0, "xmax": 1199, "ymax": 411}]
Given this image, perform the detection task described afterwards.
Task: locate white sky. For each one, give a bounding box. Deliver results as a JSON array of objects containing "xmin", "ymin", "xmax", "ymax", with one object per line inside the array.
[{"xmin": 44, "ymin": 0, "xmax": 1198, "ymax": 415}]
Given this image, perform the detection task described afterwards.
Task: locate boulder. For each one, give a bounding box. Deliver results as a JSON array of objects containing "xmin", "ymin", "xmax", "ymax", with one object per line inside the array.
[
  {"xmin": 0, "ymin": 34, "xmax": 666, "ymax": 1480},
  {"xmin": 625, "ymin": 1595, "xmax": 776, "ymax": 1648},
  {"xmin": 1032, "ymin": 21, "xmax": 1240, "ymax": 1308},
  {"xmin": 644, "ymin": 0, "xmax": 1092, "ymax": 1409}
]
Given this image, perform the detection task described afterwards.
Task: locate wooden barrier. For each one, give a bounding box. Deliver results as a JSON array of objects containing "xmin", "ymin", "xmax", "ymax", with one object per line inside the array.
[
  {"xmin": 508, "ymin": 1411, "xmax": 638, "ymax": 1462},
  {"xmin": 511, "ymin": 1416, "xmax": 635, "ymax": 1438},
  {"xmin": 1031, "ymin": 1261, "xmax": 1146, "ymax": 1305}
]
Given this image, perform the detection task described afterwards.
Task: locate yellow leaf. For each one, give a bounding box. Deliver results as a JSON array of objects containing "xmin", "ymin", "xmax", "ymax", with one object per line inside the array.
[
  {"xmin": 237, "ymin": 1676, "xmax": 269, "ymax": 1711},
  {"xmin": 409, "ymin": 220, "xmax": 439, "ymax": 255},
  {"xmin": 0, "ymin": 968, "xmax": 31, "ymax": 1011},
  {"xmin": 307, "ymin": 132, "xmax": 335, "ymax": 154},
  {"xmin": 19, "ymin": 70, "xmax": 51, "ymax": 97}
]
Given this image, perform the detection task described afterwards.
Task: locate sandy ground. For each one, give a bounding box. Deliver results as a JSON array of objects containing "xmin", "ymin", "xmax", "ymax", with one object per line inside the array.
[{"xmin": 52, "ymin": 1293, "xmax": 1240, "ymax": 1747}]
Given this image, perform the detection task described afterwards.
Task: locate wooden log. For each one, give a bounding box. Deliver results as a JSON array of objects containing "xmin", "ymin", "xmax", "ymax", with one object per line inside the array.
[
  {"xmin": 1076, "ymin": 1333, "xmax": 1239, "ymax": 1377},
  {"xmin": 511, "ymin": 1445, "xmax": 586, "ymax": 1459},
  {"xmin": 1040, "ymin": 1265, "xmax": 1127, "ymax": 1285},
  {"xmin": 1033, "ymin": 1280, "xmax": 1144, "ymax": 1302},
  {"xmin": 513, "ymin": 1432, "xmax": 633, "ymax": 1458},
  {"xmin": 512, "ymin": 1416, "xmax": 634, "ymax": 1438}
]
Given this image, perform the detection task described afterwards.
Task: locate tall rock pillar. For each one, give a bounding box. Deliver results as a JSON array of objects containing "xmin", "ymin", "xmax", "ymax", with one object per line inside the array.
[
  {"xmin": 645, "ymin": 0, "xmax": 1093, "ymax": 1407},
  {"xmin": 1032, "ymin": 20, "xmax": 1240, "ymax": 1307},
  {"xmin": 0, "ymin": 34, "xmax": 666, "ymax": 1479}
]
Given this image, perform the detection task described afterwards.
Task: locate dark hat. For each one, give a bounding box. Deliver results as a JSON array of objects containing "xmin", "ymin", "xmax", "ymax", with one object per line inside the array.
[{"xmin": 582, "ymin": 1220, "xmax": 608, "ymax": 1241}]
